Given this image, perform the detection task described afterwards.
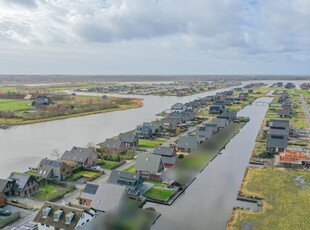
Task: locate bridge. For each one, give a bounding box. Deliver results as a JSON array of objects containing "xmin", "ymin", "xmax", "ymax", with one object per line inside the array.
[{"xmin": 250, "ymin": 101, "xmax": 270, "ymax": 106}]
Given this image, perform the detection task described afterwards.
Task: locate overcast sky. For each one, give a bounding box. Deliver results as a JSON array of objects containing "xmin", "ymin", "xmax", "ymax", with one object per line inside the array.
[{"xmin": 0, "ymin": 0, "xmax": 309, "ymax": 75}]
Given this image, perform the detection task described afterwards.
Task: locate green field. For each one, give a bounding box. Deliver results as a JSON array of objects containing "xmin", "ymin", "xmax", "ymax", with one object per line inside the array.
[
  {"xmin": 228, "ymin": 167, "xmax": 310, "ymax": 230},
  {"xmin": 145, "ymin": 180, "xmax": 165, "ymax": 188},
  {"xmin": 144, "ymin": 187, "xmax": 174, "ymax": 200},
  {"xmin": 138, "ymin": 139, "xmax": 165, "ymax": 148},
  {"xmin": 123, "ymin": 164, "xmax": 136, "ymax": 173},
  {"xmin": 0, "ymin": 99, "xmax": 31, "ymax": 111},
  {"xmin": 294, "ymin": 90, "xmax": 310, "ymax": 96}
]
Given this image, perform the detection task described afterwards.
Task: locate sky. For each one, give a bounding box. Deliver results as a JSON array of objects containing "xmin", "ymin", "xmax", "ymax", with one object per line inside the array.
[{"xmin": 0, "ymin": 0, "xmax": 309, "ymax": 75}]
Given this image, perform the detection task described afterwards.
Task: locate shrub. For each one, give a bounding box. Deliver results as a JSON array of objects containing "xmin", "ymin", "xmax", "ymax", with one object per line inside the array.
[
  {"xmin": 178, "ymin": 154, "xmax": 184, "ymax": 159},
  {"xmin": 72, "ymin": 165, "xmax": 83, "ymax": 174}
]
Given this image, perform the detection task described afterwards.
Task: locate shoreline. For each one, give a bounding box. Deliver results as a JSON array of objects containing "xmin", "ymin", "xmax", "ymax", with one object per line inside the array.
[{"xmin": 0, "ymin": 98, "xmax": 143, "ymax": 126}]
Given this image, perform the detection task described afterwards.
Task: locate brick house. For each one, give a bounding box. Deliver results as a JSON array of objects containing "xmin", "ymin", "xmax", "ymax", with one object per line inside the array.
[
  {"xmin": 61, "ymin": 146, "xmax": 98, "ymax": 168},
  {"xmin": 9, "ymin": 173, "xmax": 39, "ymax": 197}
]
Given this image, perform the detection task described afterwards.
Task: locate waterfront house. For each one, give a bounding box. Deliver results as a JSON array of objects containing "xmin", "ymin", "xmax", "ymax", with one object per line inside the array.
[
  {"xmin": 171, "ymin": 103, "xmax": 187, "ymax": 113},
  {"xmin": 0, "ymin": 193, "xmax": 7, "ymax": 207},
  {"xmin": 79, "ymin": 182, "xmax": 128, "ymax": 212},
  {"xmin": 36, "ymin": 159, "xmax": 72, "ymax": 181},
  {"xmin": 108, "ymin": 170, "xmax": 144, "ymax": 196},
  {"xmin": 170, "ymin": 111, "xmax": 197, "ymax": 122},
  {"xmin": 277, "ymin": 109, "xmax": 291, "ymax": 118},
  {"xmin": 135, "ymin": 153, "xmax": 165, "ymax": 182},
  {"xmin": 196, "ymin": 126, "xmax": 214, "ymax": 144},
  {"xmin": 269, "ymin": 126, "xmax": 289, "ymax": 136},
  {"xmin": 135, "ymin": 125, "xmax": 153, "ymax": 139},
  {"xmin": 117, "ymin": 133, "xmax": 139, "ymax": 147},
  {"xmin": 34, "ymin": 201, "xmax": 94, "ymax": 230},
  {"xmin": 266, "ymin": 134, "xmax": 288, "ymax": 152},
  {"xmin": 32, "ymin": 96, "xmax": 53, "ymax": 107},
  {"xmin": 9, "ymin": 173, "xmax": 39, "ymax": 197},
  {"xmin": 234, "ymin": 87, "xmax": 243, "ymax": 91},
  {"xmin": 61, "ymin": 146, "xmax": 98, "ymax": 168},
  {"xmin": 176, "ymin": 135, "xmax": 199, "ymax": 153},
  {"xmin": 239, "ymin": 93, "xmax": 249, "ymax": 98},
  {"xmin": 153, "ymin": 146, "xmax": 177, "ymax": 167},
  {"xmin": 206, "ymin": 96, "xmax": 215, "ymax": 102},
  {"xmin": 0, "ymin": 178, "xmax": 14, "ymax": 196},
  {"xmin": 211, "ymin": 118, "xmax": 229, "ymax": 130},
  {"xmin": 221, "ymin": 110, "xmax": 237, "ymax": 122},
  {"xmin": 142, "ymin": 122, "xmax": 164, "ymax": 137},
  {"xmin": 266, "ymin": 119, "xmax": 290, "ymax": 128},
  {"xmin": 205, "ymin": 123, "xmax": 218, "ymax": 133},
  {"xmin": 102, "ymin": 139, "xmax": 126, "ymax": 154}
]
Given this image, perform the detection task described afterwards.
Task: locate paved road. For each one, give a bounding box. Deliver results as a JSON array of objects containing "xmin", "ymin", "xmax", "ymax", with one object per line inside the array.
[{"xmin": 300, "ymin": 95, "xmax": 310, "ymax": 126}]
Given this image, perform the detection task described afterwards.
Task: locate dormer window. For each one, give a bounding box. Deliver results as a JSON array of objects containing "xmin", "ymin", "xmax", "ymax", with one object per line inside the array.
[
  {"xmin": 54, "ymin": 209, "xmax": 64, "ymax": 221},
  {"xmin": 65, "ymin": 212, "xmax": 75, "ymax": 224},
  {"xmin": 43, "ymin": 207, "xmax": 52, "ymax": 218}
]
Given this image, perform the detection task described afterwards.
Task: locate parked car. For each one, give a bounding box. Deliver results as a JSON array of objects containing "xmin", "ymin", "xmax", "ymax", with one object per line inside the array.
[{"xmin": 0, "ymin": 209, "xmax": 11, "ymax": 216}]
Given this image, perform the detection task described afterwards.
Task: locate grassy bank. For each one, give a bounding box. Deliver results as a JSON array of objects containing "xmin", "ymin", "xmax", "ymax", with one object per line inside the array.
[{"xmin": 227, "ymin": 167, "xmax": 310, "ymax": 230}]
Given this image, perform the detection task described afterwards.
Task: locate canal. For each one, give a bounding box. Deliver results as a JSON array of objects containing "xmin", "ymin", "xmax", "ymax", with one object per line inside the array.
[{"xmin": 145, "ymin": 96, "xmax": 274, "ymax": 230}]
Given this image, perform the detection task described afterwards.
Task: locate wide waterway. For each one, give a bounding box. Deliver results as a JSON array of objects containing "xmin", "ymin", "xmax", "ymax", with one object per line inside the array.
[
  {"xmin": 0, "ymin": 86, "xmax": 241, "ymax": 178},
  {"xmin": 146, "ymin": 96, "xmax": 274, "ymax": 230}
]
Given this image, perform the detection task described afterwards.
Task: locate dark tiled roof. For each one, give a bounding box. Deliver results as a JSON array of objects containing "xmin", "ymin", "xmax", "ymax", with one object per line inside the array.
[
  {"xmin": 135, "ymin": 153, "xmax": 163, "ymax": 174},
  {"xmin": 118, "ymin": 133, "xmax": 137, "ymax": 143},
  {"xmin": 61, "ymin": 146, "xmax": 93, "ymax": 163},
  {"xmin": 153, "ymin": 146, "xmax": 175, "ymax": 157},
  {"xmin": 266, "ymin": 134, "xmax": 288, "ymax": 149},
  {"xmin": 103, "ymin": 139, "xmax": 122, "ymax": 149},
  {"xmin": 177, "ymin": 136, "xmax": 199, "ymax": 150}
]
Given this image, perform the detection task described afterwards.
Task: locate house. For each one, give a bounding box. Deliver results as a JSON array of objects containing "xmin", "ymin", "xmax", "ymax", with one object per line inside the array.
[
  {"xmin": 61, "ymin": 146, "xmax": 98, "ymax": 168},
  {"xmin": 205, "ymin": 123, "xmax": 218, "ymax": 133},
  {"xmin": 34, "ymin": 201, "xmax": 94, "ymax": 230},
  {"xmin": 270, "ymin": 126, "xmax": 289, "ymax": 136},
  {"xmin": 170, "ymin": 111, "xmax": 196, "ymax": 122},
  {"xmin": 0, "ymin": 179, "xmax": 14, "ymax": 196},
  {"xmin": 177, "ymin": 135, "xmax": 199, "ymax": 153},
  {"xmin": 234, "ymin": 87, "xmax": 243, "ymax": 91},
  {"xmin": 32, "ymin": 96, "xmax": 52, "ymax": 107},
  {"xmin": 135, "ymin": 125, "xmax": 153, "ymax": 139},
  {"xmin": 277, "ymin": 109, "xmax": 291, "ymax": 118},
  {"xmin": 102, "ymin": 139, "xmax": 126, "ymax": 154},
  {"xmin": 160, "ymin": 117, "xmax": 181, "ymax": 130},
  {"xmin": 211, "ymin": 118, "xmax": 229, "ymax": 130},
  {"xmin": 135, "ymin": 153, "xmax": 165, "ymax": 182},
  {"xmin": 143, "ymin": 122, "xmax": 164, "ymax": 137},
  {"xmin": 195, "ymin": 126, "xmax": 214, "ymax": 143},
  {"xmin": 171, "ymin": 103, "xmax": 187, "ymax": 113},
  {"xmin": 266, "ymin": 119, "xmax": 290, "ymax": 128},
  {"xmin": 266, "ymin": 134, "xmax": 288, "ymax": 152},
  {"xmin": 219, "ymin": 110, "xmax": 237, "ymax": 122},
  {"xmin": 209, "ymin": 105, "xmax": 224, "ymax": 115},
  {"xmin": 9, "ymin": 173, "xmax": 39, "ymax": 197},
  {"xmin": 79, "ymin": 182, "xmax": 128, "ymax": 212},
  {"xmin": 0, "ymin": 193, "xmax": 7, "ymax": 207},
  {"xmin": 153, "ymin": 146, "xmax": 177, "ymax": 167},
  {"xmin": 206, "ymin": 96, "xmax": 215, "ymax": 102},
  {"xmin": 108, "ymin": 170, "xmax": 144, "ymax": 196},
  {"xmin": 36, "ymin": 159, "xmax": 72, "ymax": 181},
  {"xmin": 117, "ymin": 133, "xmax": 139, "ymax": 147},
  {"xmin": 239, "ymin": 93, "xmax": 249, "ymax": 98}
]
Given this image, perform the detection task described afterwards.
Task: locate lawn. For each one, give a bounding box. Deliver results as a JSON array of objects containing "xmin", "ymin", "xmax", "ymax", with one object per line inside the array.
[
  {"xmin": 33, "ymin": 184, "xmax": 62, "ymax": 200},
  {"xmin": 0, "ymin": 99, "xmax": 31, "ymax": 111},
  {"xmin": 144, "ymin": 187, "xmax": 174, "ymax": 200},
  {"xmin": 66, "ymin": 170, "xmax": 98, "ymax": 181},
  {"xmin": 145, "ymin": 180, "xmax": 165, "ymax": 188},
  {"xmin": 100, "ymin": 160, "xmax": 120, "ymax": 169},
  {"xmin": 123, "ymin": 164, "xmax": 136, "ymax": 173},
  {"xmin": 138, "ymin": 139, "xmax": 165, "ymax": 148},
  {"xmin": 294, "ymin": 90, "xmax": 310, "ymax": 96},
  {"xmin": 227, "ymin": 167, "xmax": 310, "ymax": 230}
]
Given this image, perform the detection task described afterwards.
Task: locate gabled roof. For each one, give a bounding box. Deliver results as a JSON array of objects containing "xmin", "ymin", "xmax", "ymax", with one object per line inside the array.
[
  {"xmin": 177, "ymin": 136, "xmax": 199, "ymax": 150},
  {"xmin": 196, "ymin": 126, "xmax": 213, "ymax": 139},
  {"xmin": 61, "ymin": 146, "xmax": 93, "ymax": 163},
  {"xmin": 135, "ymin": 153, "xmax": 163, "ymax": 174},
  {"xmin": 81, "ymin": 183, "xmax": 128, "ymax": 212},
  {"xmin": 103, "ymin": 139, "xmax": 122, "ymax": 149},
  {"xmin": 266, "ymin": 134, "xmax": 288, "ymax": 149},
  {"xmin": 222, "ymin": 110, "xmax": 237, "ymax": 118},
  {"xmin": 34, "ymin": 202, "xmax": 86, "ymax": 230},
  {"xmin": 267, "ymin": 119, "xmax": 290, "ymax": 128},
  {"xmin": 9, "ymin": 173, "xmax": 34, "ymax": 192},
  {"xmin": 153, "ymin": 146, "xmax": 175, "ymax": 157},
  {"xmin": 277, "ymin": 109, "xmax": 291, "ymax": 116},
  {"xmin": 211, "ymin": 118, "xmax": 228, "ymax": 128},
  {"xmin": 108, "ymin": 170, "xmax": 143, "ymax": 191},
  {"xmin": 143, "ymin": 122, "xmax": 162, "ymax": 134},
  {"xmin": 0, "ymin": 179, "xmax": 10, "ymax": 193},
  {"xmin": 171, "ymin": 103, "xmax": 186, "ymax": 110},
  {"xmin": 118, "ymin": 133, "xmax": 137, "ymax": 143}
]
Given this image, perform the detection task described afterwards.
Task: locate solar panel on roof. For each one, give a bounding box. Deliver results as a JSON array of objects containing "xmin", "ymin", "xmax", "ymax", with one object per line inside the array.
[
  {"xmin": 51, "ymin": 161, "xmax": 62, "ymax": 167},
  {"xmin": 271, "ymin": 135, "xmax": 284, "ymax": 139},
  {"xmin": 84, "ymin": 184, "xmax": 99, "ymax": 195},
  {"xmin": 45, "ymin": 160, "xmax": 52, "ymax": 165}
]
